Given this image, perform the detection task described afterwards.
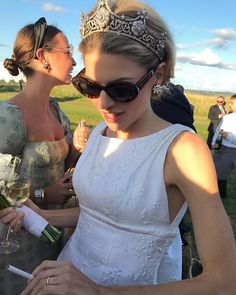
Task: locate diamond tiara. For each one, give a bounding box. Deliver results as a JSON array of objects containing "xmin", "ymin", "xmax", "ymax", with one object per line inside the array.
[{"xmin": 80, "ymin": 0, "xmax": 167, "ymax": 61}]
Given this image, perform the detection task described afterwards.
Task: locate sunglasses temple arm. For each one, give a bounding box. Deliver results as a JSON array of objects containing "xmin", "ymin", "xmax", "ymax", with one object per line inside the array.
[{"xmin": 136, "ymin": 70, "xmax": 154, "ymax": 91}]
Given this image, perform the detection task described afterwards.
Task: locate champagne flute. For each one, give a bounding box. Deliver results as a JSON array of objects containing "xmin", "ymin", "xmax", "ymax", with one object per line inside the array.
[
  {"xmin": 0, "ymin": 157, "xmax": 31, "ymax": 254},
  {"xmin": 5, "ymin": 180, "xmax": 30, "ymax": 208}
]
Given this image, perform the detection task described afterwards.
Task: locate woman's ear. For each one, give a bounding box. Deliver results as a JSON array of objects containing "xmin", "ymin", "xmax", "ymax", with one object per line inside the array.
[
  {"xmin": 154, "ymin": 62, "xmax": 166, "ymax": 85},
  {"xmin": 34, "ymin": 48, "xmax": 51, "ymax": 72},
  {"xmin": 35, "ymin": 48, "xmax": 45, "ymax": 63}
]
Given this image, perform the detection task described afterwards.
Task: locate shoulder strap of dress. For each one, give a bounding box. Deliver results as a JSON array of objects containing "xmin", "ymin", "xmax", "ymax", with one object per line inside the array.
[{"xmin": 87, "ymin": 121, "xmax": 106, "ymax": 141}]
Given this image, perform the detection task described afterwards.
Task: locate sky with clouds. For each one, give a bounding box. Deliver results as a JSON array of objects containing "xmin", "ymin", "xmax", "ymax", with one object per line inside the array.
[{"xmin": 0, "ymin": 0, "xmax": 235, "ymax": 92}]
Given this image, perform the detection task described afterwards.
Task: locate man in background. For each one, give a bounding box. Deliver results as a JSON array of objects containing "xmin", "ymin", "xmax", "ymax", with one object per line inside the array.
[
  {"xmin": 206, "ymin": 96, "xmax": 226, "ymax": 149},
  {"xmin": 212, "ymin": 94, "xmax": 236, "ymax": 198}
]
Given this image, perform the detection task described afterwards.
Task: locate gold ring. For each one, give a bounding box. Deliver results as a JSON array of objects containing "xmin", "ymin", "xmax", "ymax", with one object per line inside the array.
[{"xmin": 46, "ymin": 276, "xmax": 50, "ymax": 285}]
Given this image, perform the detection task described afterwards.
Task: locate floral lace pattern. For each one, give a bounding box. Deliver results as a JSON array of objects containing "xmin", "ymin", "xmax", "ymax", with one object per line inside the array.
[{"xmin": 58, "ymin": 123, "xmax": 190, "ymax": 286}]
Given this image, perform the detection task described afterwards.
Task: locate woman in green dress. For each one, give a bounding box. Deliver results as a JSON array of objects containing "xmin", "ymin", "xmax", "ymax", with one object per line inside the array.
[{"xmin": 0, "ymin": 17, "xmax": 78, "ymax": 295}]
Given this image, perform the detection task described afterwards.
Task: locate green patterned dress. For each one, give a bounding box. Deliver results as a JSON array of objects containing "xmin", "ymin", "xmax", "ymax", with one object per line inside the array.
[{"xmin": 0, "ymin": 99, "xmax": 72, "ymax": 295}]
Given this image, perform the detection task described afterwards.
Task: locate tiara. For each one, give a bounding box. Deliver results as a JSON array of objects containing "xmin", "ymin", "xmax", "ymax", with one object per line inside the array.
[{"xmin": 80, "ymin": 0, "xmax": 167, "ymax": 61}]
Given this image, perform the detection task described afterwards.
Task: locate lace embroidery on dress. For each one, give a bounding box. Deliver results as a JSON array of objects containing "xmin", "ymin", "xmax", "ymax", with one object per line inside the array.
[{"xmin": 59, "ymin": 123, "xmax": 192, "ymax": 286}]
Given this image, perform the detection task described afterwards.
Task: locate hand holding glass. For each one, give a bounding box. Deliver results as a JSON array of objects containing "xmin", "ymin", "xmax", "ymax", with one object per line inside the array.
[{"xmin": 0, "ymin": 157, "xmax": 31, "ymax": 254}]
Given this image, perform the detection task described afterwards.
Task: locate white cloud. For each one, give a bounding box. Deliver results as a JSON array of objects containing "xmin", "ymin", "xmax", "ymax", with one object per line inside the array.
[
  {"xmin": 0, "ymin": 62, "xmax": 25, "ymax": 82},
  {"xmin": 211, "ymin": 28, "xmax": 236, "ymax": 40},
  {"xmin": 205, "ymin": 38, "xmax": 227, "ymax": 48},
  {"xmin": 42, "ymin": 2, "xmax": 64, "ymax": 13},
  {"xmin": 174, "ymin": 63, "xmax": 236, "ymax": 92},
  {"xmin": 176, "ymin": 38, "xmax": 228, "ymax": 50},
  {"xmin": 177, "ymin": 48, "xmax": 236, "ymax": 70},
  {"xmin": 176, "ymin": 27, "xmax": 236, "ymax": 51}
]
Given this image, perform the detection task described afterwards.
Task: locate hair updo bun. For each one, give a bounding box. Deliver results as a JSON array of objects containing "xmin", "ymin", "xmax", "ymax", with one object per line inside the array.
[{"xmin": 4, "ymin": 57, "xmax": 19, "ymax": 76}]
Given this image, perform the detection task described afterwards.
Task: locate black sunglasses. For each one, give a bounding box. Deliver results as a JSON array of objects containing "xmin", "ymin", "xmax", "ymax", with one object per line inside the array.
[{"xmin": 72, "ymin": 68, "xmax": 154, "ymax": 103}]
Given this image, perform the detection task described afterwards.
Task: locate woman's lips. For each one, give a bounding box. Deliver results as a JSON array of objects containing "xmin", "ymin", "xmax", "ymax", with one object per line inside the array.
[{"xmin": 103, "ymin": 112, "xmax": 123, "ymax": 123}]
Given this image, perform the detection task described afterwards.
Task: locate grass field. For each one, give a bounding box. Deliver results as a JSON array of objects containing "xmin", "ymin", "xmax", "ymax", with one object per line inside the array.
[{"xmin": 0, "ymin": 81, "xmax": 235, "ymax": 242}]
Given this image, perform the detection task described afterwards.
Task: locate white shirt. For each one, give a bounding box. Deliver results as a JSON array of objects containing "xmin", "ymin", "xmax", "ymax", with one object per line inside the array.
[{"xmin": 212, "ymin": 113, "xmax": 236, "ymax": 148}]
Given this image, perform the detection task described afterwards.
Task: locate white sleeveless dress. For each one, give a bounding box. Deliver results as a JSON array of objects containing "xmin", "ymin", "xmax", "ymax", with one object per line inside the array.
[{"xmin": 58, "ymin": 123, "xmax": 191, "ymax": 286}]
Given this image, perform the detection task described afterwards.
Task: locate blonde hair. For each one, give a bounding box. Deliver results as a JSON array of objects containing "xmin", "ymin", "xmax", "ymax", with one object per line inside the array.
[{"xmin": 79, "ymin": 0, "xmax": 175, "ymax": 84}]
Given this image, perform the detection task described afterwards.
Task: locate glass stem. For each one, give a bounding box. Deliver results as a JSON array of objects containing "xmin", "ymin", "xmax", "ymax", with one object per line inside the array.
[{"xmin": 1, "ymin": 225, "xmax": 11, "ymax": 246}]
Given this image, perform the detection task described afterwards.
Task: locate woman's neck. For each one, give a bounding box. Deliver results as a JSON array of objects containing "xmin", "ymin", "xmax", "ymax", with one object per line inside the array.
[
  {"xmin": 106, "ymin": 110, "xmax": 171, "ymax": 140},
  {"xmin": 10, "ymin": 78, "xmax": 54, "ymax": 112}
]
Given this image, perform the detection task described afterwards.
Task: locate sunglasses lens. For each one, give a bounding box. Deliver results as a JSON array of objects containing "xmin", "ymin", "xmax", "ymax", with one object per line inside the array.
[
  {"xmin": 72, "ymin": 71, "xmax": 140, "ymax": 103},
  {"xmin": 107, "ymin": 83, "xmax": 138, "ymax": 103},
  {"xmin": 72, "ymin": 77, "xmax": 101, "ymax": 98}
]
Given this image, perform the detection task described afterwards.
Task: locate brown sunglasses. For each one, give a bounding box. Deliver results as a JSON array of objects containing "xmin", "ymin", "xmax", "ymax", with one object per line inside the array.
[{"xmin": 72, "ymin": 68, "xmax": 154, "ymax": 103}]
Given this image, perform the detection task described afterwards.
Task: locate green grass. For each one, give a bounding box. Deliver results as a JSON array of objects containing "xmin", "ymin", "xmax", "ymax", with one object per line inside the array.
[
  {"xmin": 1, "ymin": 81, "xmax": 235, "ymax": 242},
  {"xmin": 50, "ymin": 85, "xmax": 103, "ymax": 129}
]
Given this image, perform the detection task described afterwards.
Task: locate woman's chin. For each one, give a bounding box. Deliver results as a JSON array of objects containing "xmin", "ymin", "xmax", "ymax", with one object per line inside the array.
[{"xmin": 64, "ymin": 75, "xmax": 72, "ymax": 85}]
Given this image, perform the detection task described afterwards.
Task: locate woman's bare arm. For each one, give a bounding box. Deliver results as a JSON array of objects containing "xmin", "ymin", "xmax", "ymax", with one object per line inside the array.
[
  {"xmin": 103, "ymin": 132, "xmax": 236, "ymax": 294},
  {"xmin": 25, "ymin": 200, "xmax": 80, "ymax": 228},
  {"xmin": 41, "ymin": 207, "xmax": 80, "ymax": 228}
]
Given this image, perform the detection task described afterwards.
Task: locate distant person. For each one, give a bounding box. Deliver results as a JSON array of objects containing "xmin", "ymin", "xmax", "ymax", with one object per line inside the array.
[
  {"xmin": 176, "ymin": 84, "xmax": 184, "ymax": 93},
  {"xmin": 19, "ymin": 79, "xmax": 25, "ymax": 90},
  {"xmin": 151, "ymin": 82, "xmax": 196, "ymax": 132},
  {"xmin": 228, "ymin": 100, "xmax": 233, "ymax": 114},
  {"xmin": 207, "ymin": 96, "xmax": 226, "ymax": 149},
  {"xmin": 176, "ymin": 84, "xmax": 195, "ymax": 113},
  {"xmin": 212, "ymin": 94, "xmax": 236, "ymax": 198}
]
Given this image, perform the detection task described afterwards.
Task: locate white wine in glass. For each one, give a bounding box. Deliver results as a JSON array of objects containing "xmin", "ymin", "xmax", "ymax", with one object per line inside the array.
[
  {"xmin": 0, "ymin": 156, "xmax": 31, "ymax": 254},
  {"xmin": 5, "ymin": 181, "xmax": 30, "ymax": 208}
]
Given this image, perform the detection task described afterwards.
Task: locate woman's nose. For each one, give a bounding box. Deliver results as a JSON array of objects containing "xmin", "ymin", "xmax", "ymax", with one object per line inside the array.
[
  {"xmin": 99, "ymin": 90, "xmax": 115, "ymax": 110},
  {"xmin": 72, "ymin": 58, "xmax": 77, "ymax": 66}
]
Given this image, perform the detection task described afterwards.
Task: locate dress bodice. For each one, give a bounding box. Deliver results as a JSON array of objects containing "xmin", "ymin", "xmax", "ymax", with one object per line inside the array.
[
  {"xmin": 0, "ymin": 99, "xmax": 72, "ymax": 294},
  {"xmin": 0, "ymin": 99, "xmax": 71, "ymax": 189},
  {"xmin": 58, "ymin": 122, "xmax": 191, "ymax": 286},
  {"xmin": 21, "ymin": 138, "xmax": 69, "ymax": 190}
]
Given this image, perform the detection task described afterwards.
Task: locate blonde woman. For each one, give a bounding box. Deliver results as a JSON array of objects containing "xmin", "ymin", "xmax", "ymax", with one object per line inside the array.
[{"xmin": 2, "ymin": 2, "xmax": 236, "ymax": 294}]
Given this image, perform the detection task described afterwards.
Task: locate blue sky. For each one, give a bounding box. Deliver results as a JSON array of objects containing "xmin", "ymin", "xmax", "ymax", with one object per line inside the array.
[{"xmin": 0, "ymin": 0, "xmax": 236, "ymax": 92}]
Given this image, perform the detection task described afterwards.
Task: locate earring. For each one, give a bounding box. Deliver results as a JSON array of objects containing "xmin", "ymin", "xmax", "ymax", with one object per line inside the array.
[
  {"xmin": 42, "ymin": 62, "xmax": 51, "ymax": 72},
  {"xmin": 152, "ymin": 83, "xmax": 172, "ymax": 96},
  {"xmin": 152, "ymin": 84, "xmax": 162, "ymax": 95}
]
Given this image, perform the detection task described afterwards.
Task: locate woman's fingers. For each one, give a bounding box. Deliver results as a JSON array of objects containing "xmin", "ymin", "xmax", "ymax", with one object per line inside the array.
[
  {"xmin": 0, "ymin": 208, "xmax": 23, "ymax": 224},
  {"xmin": 9, "ymin": 211, "xmax": 24, "ymax": 231},
  {"xmin": 24, "ymin": 276, "xmax": 45, "ymax": 295},
  {"xmin": 0, "ymin": 207, "xmax": 13, "ymax": 219},
  {"xmin": 24, "ymin": 261, "xmax": 99, "ymax": 295},
  {"xmin": 32, "ymin": 260, "xmax": 70, "ymax": 277},
  {"xmin": 73, "ymin": 126, "xmax": 89, "ymax": 151}
]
